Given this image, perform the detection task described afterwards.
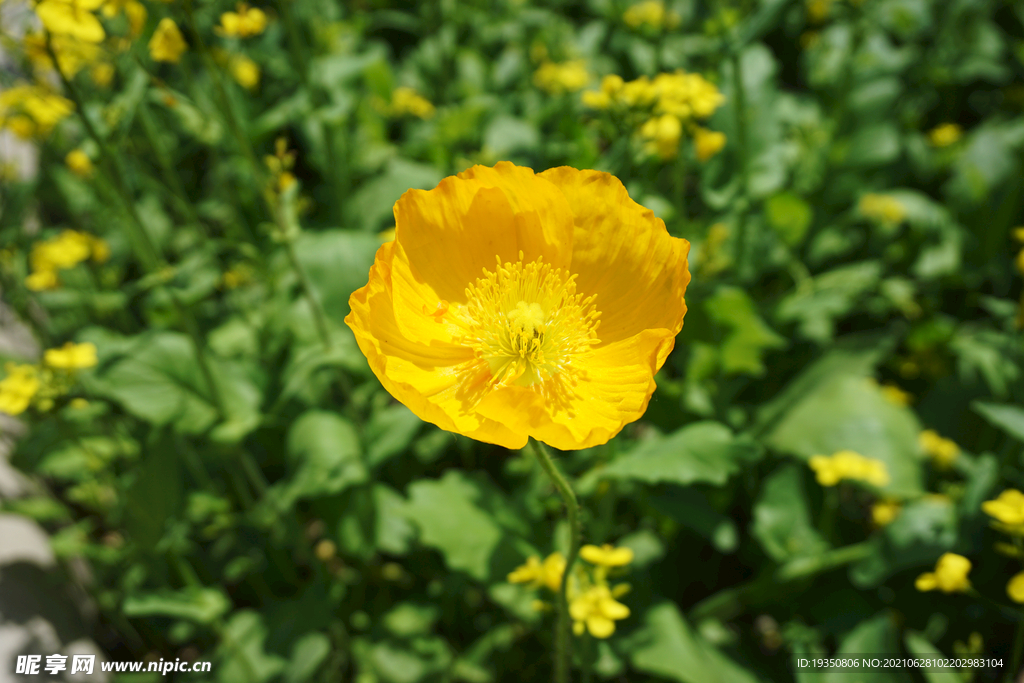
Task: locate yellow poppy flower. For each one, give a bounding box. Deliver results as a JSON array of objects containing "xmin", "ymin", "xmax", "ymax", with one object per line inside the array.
[
  {"xmin": 579, "ymin": 543, "xmax": 634, "ymax": 567},
  {"xmin": 914, "ymin": 553, "xmax": 971, "ymax": 593},
  {"xmin": 918, "ymin": 429, "xmax": 960, "ymax": 467},
  {"xmin": 346, "ymin": 162, "xmax": 691, "ymax": 451}
]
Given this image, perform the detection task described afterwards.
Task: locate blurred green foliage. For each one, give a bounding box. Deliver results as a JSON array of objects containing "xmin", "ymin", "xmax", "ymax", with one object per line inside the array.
[{"xmin": 2, "ymin": 0, "xmax": 1024, "ymax": 681}]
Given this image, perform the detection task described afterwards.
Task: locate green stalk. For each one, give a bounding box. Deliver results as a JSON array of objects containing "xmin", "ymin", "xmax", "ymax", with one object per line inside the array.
[
  {"xmin": 528, "ymin": 439, "xmax": 580, "ymax": 683},
  {"xmin": 729, "ymin": 49, "xmax": 751, "ymax": 280},
  {"xmin": 182, "ymin": 2, "xmax": 334, "ymax": 351},
  {"xmin": 48, "ymin": 34, "xmax": 227, "ymax": 419}
]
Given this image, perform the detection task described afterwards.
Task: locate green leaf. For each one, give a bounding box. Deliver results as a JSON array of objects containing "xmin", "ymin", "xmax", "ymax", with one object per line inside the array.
[
  {"xmin": 972, "ymin": 401, "xmax": 1024, "ymax": 441},
  {"xmin": 766, "ymin": 192, "xmax": 813, "ymax": 246},
  {"xmin": 365, "ymin": 405, "xmax": 424, "ymax": 468},
  {"xmin": 291, "ymin": 229, "xmax": 382, "ymax": 323},
  {"xmin": 580, "ymin": 422, "xmax": 763, "ymax": 489},
  {"xmin": 706, "ymin": 287, "xmax": 786, "ymax": 376},
  {"xmin": 752, "ymin": 465, "xmax": 829, "ymax": 562},
  {"xmin": 284, "ymin": 633, "xmax": 331, "ymax": 683},
  {"xmin": 124, "ymin": 434, "xmax": 182, "ymax": 550},
  {"xmin": 903, "ymin": 632, "xmax": 960, "ymax": 683},
  {"xmin": 776, "ymin": 261, "xmax": 882, "ymax": 343},
  {"xmin": 217, "ymin": 611, "xmax": 287, "ymax": 683},
  {"xmin": 285, "ymin": 410, "xmax": 367, "ymax": 502},
  {"xmin": 384, "ymin": 603, "xmax": 439, "ymax": 638},
  {"xmin": 375, "ymin": 483, "xmax": 415, "ymax": 555},
  {"xmin": 404, "ymin": 471, "xmax": 503, "ymax": 581},
  {"xmin": 123, "ymin": 587, "xmax": 230, "ymax": 624},
  {"xmin": 625, "ymin": 602, "xmax": 760, "ymax": 683},
  {"xmin": 92, "ymin": 332, "xmax": 261, "ymax": 439},
  {"xmin": 347, "ymin": 158, "xmax": 444, "ymax": 233},
  {"xmin": 824, "ymin": 612, "xmax": 905, "ymax": 683},
  {"xmin": 482, "ymin": 115, "xmax": 539, "ymax": 157},
  {"xmin": 764, "ymin": 372, "xmax": 923, "ymax": 497},
  {"xmin": 841, "ymin": 123, "xmax": 901, "ymax": 168},
  {"xmin": 851, "ymin": 497, "xmax": 956, "ymax": 588},
  {"xmin": 649, "ymin": 488, "xmax": 738, "ymax": 554}
]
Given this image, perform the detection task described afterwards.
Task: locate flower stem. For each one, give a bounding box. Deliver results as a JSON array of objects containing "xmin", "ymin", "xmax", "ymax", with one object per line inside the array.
[
  {"xmin": 528, "ymin": 438, "xmax": 580, "ymax": 683},
  {"xmin": 47, "ymin": 33, "xmax": 227, "ymax": 420}
]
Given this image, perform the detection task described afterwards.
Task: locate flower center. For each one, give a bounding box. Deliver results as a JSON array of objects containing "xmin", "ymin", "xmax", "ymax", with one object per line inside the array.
[{"xmin": 441, "ymin": 253, "xmax": 600, "ymax": 413}]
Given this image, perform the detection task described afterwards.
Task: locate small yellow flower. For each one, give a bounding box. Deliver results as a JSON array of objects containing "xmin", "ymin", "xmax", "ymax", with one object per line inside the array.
[
  {"xmin": 0, "ymin": 84, "xmax": 74, "ymax": 139},
  {"xmin": 90, "ymin": 62, "xmax": 116, "ymax": 87},
  {"xmin": 533, "ymin": 60, "xmax": 590, "ymax": 95},
  {"xmin": 25, "ymin": 269, "xmax": 60, "ymax": 291},
  {"xmin": 581, "ymin": 90, "xmax": 611, "ymax": 109},
  {"xmin": 345, "ymin": 162, "xmax": 691, "ymax": 450},
  {"xmin": 508, "ymin": 552, "xmax": 566, "ymax": 592},
  {"xmin": 915, "ymin": 553, "xmax": 971, "ymax": 593},
  {"xmin": 809, "ymin": 450, "xmax": 889, "ymax": 487},
  {"xmin": 0, "ymin": 363, "xmax": 41, "ymax": 416},
  {"xmin": 149, "ymin": 18, "xmax": 187, "ymax": 63},
  {"xmin": 1007, "ymin": 572, "xmax": 1024, "ymax": 603},
  {"xmin": 871, "ymin": 500, "xmax": 901, "ymax": 526},
  {"xmin": 859, "ymin": 194, "xmax": 906, "ymax": 224},
  {"xmin": 918, "ymin": 429, "xmax": 960, "ymax": 468},
  {"xmin": 23, "ymin": 31, "xmax": 104, "ymax": 78},
  {"xmin": 569, "ymin": 585, "xmax": 630, "ymax": 638},
  {"xmin": 640, "ymin": 113, "xmax": 683, "ymax": 160},
  {"xmin": 928, "ymin": 123, "xmax": 962, "ymax": 148},
  {"xmin": 1013, "ymin": 227, "xmax": 1024, "ymax": 243},
  {"xmin": 694, "ymin": 127, "xmax": 726, "ymax": 162},
  {"xmin": 390, "ymin": 87, "xmax": 435, "ymax": 119},
  {"xmin": 982, "ymin": 489, "xmax": 1024, "ymax": 527},
  {"xmin": 69, "ymin": 397, "xmax": 90, "ymax": 409},
  {"xmin": 880, "ymin": 383, "xmax": 911, "ymax": 406},
  {"xmin": 215, "ymin": 3, "xmax": 268, "ymax": 38},
  {"xmin": 229, "ymin": 54, "xmax": 260, "ymax": 90},
  {"xmin": 580, "ymin": 544, "xmax": 634, "ymax": 567},
  {"xmin": 623, "ymin": 1, "xmax": 678, "ymax": 29},
  {"xmin": 65, "ymin": 149, "xmax": 93, "ymax": 178},
  {"xmin": 35, "ymin": 0, "xmax": 106, "ymax": 43},
  {"xmin": 44, "ymin": 342, "xmax": 98, "ymax": 370}
]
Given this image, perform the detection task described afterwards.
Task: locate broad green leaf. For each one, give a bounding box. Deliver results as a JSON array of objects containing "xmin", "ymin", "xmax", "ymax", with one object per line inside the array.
[
  {"xmin": 93, "ymin": 332, "xmax": 261, "ymax": 439},
  {"xmin": 404, "ymin": 471, "xmax": 503, "ymax": 581},
  {"xmin": 365, "ymin": 405, "xmax": 424, "ymax": 468},
  {"xmin": 347, "ymin": 158, "xmax": 444, "ymax": 233},
  {"xmin": 580, "ymin": 422, "xmax": 762, "ymax": 489},
  {"xmin": 841, "ymin": 123, "xmax": 901, "ymax": 168},
  {"xmin": 292, "ymin": 229, "xmax": 381, "ymax": 322},
  {"xmin": 625, "ymin": 602, "xmax": 760, "ymax": 683},
  {"xmin": 285, "ymin": 410, "xmax": 366, "ymax": 502},
  {"xmin": 123, "ymin": 587, "xmax": 230, "ymax": 624},
  {"xmin": 482, "ymin": 115, "xmax": 539, "ymax": 157},
  {"xmin": 824, "ymin": 612, "xmax": 906, "ymax": 683},
  {"xmin": 648, "ymin": 488, "xmax": 739, "ymax": 553},
  {"xmin": 972, "ymin": 401, "xmax": 1024, "ymax": 441},
  {"xmin": 124, "ymin": 434, "xmax": 182, "ymax": 550},
  {"xmin": 766, "ymin": 192, "xmax": 813, "ymax": 246},
  {"xmin": 284, "ymin": 633, "xmax": 331, "ymax": 683},
  {"xmin": 375, "ymin": 483, "xmax": 415, "ymax": 555},
  {"xmin": 384, "ymin": 603, "xmax": 439, "ymax": 638},
  {"xmin": 776, "ymin": 261, "xmax": 882, "ymax": 343},
  {"xmin": 217, "ymin": 611, "xmax": 287, "ymax": 683},
  {"xmin": 764, "ymin": 371, "xmax": 923, "ymax": 498},
  {"xmin": 851, "ymin": 497, "xmax": 956, "ymax": 588},
  {"xmin": 903, "ymin": 632, "xmax": 960, "ymax": 683},
  {"xmin": 706, "ymin": 286, "xmax": 786, "ymax": 376},
  {"xmin": 752, "ymin": 465, "xmax": 829, "ymax": 562}
]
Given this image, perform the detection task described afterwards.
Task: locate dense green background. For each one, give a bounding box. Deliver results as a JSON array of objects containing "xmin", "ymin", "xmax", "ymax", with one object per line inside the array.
[{"xmin": 2, "ymin": 0, "xmax": 1024, "ymax": 681}]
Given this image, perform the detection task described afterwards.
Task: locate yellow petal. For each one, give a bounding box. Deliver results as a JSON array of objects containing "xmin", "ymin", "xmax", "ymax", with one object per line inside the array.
[
  {"xmin": 915, "ymin": 573, "xmax": 937, "ymax": 591},
  {"xmin": 346, "ymin": 242, "xmax": 525, "ymax": 448},
  {"xmin": 475, "ymin": 328, "xmax": 673, "ymax": 450},
  {"xmin": 392, "ymin": 162, "xmax": 575, "ymax": 306},
  {"xmin": 1008, "ymin": 572, "xmax": 1024, "ymax": 603},
  {"xmin": 598, "ymin": 596, "xmax": 630, "ymax": 620},
  {"xmin": 586, "ymin": 615, "xmax": 616, "ymax": 638},
  {"xmin": 539, "ymin": 166, "xmax": 690, "ymax": 346}
]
